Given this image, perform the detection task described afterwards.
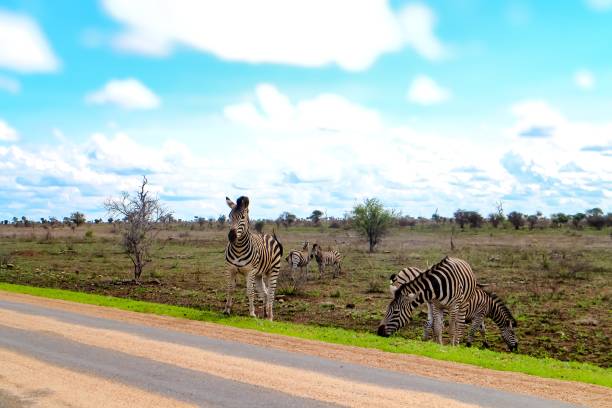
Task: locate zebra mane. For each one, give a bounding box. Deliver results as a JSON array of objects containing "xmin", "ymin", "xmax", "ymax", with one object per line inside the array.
[
  {"xmin": 393, "ymin": 256, "xmax": 451, "ymax": 300},
  {"xmin": 484, "ymin": 289, "xmax": 517, "ymax": 327},
  {"xmin": 236, "ymin": 196, "xmax": 249, "ymax": 210},
  {"xmin": 272, "ymin": 229, "xmax": 283, "ymax": 256}
]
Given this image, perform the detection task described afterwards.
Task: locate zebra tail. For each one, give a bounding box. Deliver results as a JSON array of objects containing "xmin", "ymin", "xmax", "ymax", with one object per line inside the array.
[{"xmin": 272, "ymin": 228, "xmax": 283, "ymax": 256}]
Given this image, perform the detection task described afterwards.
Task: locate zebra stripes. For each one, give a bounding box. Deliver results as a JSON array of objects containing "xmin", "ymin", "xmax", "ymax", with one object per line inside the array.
[
  {"xmin": 389, "ymin": 267, "xmax": 518, "ymax": 350},
  {"xmin": 378, "ymin": 256, "xmax": 476, "ymax": 345},
  {"xmin": 389, "ymin": 266, "xmax": 438, "ymax": 341},
  {"xmin": 286, "ymin": 241, "xmax": 311, "ymax": 283},
  {"xmin": 224, "ymin": 196, "xmax": 283, "ymax": 321},
  {"xmin": 465, "ymin": 287, "xmax": 518, "ymax": 351},
  {"xmin": 312, "ymin": 243, "xmax": 342, "ymax": 279}
]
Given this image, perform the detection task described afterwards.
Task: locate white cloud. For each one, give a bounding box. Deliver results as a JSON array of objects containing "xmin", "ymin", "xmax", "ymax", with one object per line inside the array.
[
  {"xmin": 0, "ymin": 10, "xmax": 60, "ymax": 72},
  {"xmin": 397, "ymin": 3, "xmax": 448, "ymax": 60},
  {"xmin": 507, "ymin": 100, "xmax": 611, "ymax": 182},
  {"xmin": 1, "ymin": 89, "xmax": 609, "ymax": 221},
  {"xmin": 100, "ymin": 0, "xmax": 448, "ymax": 71},
  {"xmin": 407, "ymin": 75, "xmax": 451, "ymax": 105},
  {"xmin": 86, "ymin": 78, "xmax": 161, "ymax": 110},
  {"xmin": 224, "ymin": 83, "xmax": 383, "ymax": 134},
  {"xmin": 574, "ymin": 70, "xmax": 595, "ymax": 90},
  {"xmin": 112, "ymin": 30, "xmax": 172, "ymax": 57},
  {"xmin": 0, "ymin": 75, "xmax": 20, "ymax": 93},
  {"xmin": 0, "ymin": 119, "xmax": 19, "ymax": 142},
  {"xmin": 585, "ymin": 0, "xmax": 612, "ymax": 11}
]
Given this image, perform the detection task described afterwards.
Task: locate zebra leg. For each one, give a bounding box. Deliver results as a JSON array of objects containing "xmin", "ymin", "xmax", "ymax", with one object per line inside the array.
[
  {"xmin": 265, "ymin": 265, "xmax": 280, "ymax": 321},
  {"xmin": 432, "ymin": 304, "xmax": 444, "ymax": 344},
  {"xmin": 467, "ymin": 315, "xmax": 483, "ymax": 347},
  {"xmin": 223, "ymin": 267, "xmax": 237, "ymax": 315},
  {"xmin": 480, "ymin": 322, "xmax": 489, "ymax": 348},
  {"xmin": 422, "ymin": 303, "xmax": 434, "ymax": 341},
  {"xmin": 453, "ymin": 296, "xmax": 468, "ymax": 346},
  {"xmin": 246, "ymin": 269, "xmax": 258, "ymax": 318},
  {"xmin": 291, "ymin": 265, "xmax": 298, "ymax": 285},
  {"xmin": 254, "ymin": 274, "xmax": 268, "ymax": 317},
  {"xmin": 318, "ymin": 263, "xmax": 323, "ymax": 280},
  {"xmin": 448, "ymin": 301, "xmax": 461, "ymax": 346}
]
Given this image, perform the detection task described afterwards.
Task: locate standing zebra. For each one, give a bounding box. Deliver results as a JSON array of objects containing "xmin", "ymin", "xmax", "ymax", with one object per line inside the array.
[
  {"xmin": 311, "ymin": 243, "xmax": 342, "ymax": 279},
  {"xmin": 464, "ymin": 287, "xmax": 518, "ymax": 351},
  {"xmin": 224, "ymin": 196, "xmax": 283, "ymax": 321},
  {"xmin": 378, "ymin": 256, "xmax": 476, "ymax": 345},
  {"xmin": 286, "ymin": 241, "xmax": 312, "ymax": 284}
]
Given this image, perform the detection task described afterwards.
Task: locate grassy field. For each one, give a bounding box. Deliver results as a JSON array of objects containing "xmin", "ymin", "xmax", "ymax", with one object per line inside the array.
[{"xmin": 0, "ymin": 222, "xmax": 610, "ymax": 368}]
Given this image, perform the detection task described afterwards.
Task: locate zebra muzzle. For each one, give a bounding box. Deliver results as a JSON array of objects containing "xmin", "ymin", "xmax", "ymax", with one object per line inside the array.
[{"xmin": 377, "ymin": 325, "xmax": 390, "ymax": 337}]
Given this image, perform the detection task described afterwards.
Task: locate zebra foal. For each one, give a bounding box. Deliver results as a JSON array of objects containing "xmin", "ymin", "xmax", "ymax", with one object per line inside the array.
[
  {"xmin": 464, "ymin": 287, "xmax": 518, "ymax": 351},
  {"xmin": 286, "ymin": 241, "xmax": 312, "ymax": 283},
  {"xmin": 311, "ymin": 243, "xmax": 342, "ymax": 279}
]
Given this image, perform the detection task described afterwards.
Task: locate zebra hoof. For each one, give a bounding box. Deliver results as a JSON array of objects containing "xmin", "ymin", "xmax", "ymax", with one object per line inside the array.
[{"xmin": 223, "ymin": 309, "xmax": 231, "ymax": 316}]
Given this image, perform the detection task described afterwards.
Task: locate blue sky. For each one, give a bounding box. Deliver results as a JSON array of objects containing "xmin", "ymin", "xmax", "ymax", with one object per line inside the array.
[{"xmin": 0, "ymin": 0, "xmax": 610, "ymax": 221}]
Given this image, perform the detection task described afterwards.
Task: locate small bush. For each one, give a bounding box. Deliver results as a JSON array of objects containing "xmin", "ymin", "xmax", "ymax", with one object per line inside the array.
[
  {"xmin": 85, "ymin": 230, "xmax": 93, "ymax": 239},
  {"xmin": 366, "ymin": 280, "xmax": 384, "ymax": 293}
]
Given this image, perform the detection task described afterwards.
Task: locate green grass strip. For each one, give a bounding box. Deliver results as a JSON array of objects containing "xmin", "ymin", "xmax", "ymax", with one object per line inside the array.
[{"xmin": 1, "ymin": 282, "xmax": 609, "ymax": 388}]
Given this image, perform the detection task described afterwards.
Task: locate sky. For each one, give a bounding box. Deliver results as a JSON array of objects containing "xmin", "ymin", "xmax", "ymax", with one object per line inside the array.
[{"xmin": 0, "ymin": 0, "xmax": 611, "ymax": 221}]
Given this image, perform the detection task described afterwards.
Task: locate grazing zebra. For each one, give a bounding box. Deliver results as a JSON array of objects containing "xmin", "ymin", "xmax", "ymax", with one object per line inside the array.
[
  {"xmin": 378, "ymin": 256, "xmax": 476, "ymax": 345},
  {"xmin": 389, "ymin": 266, "xmax": 439, "ymax": 341},
  {"xmin": 286, "ymin": 241, "xmax": 312, "ymax": 283},
  {"xmin": 224, "ymin": 196, "xmax": 283, "ymax": 321},
  {"xmin": 311, "ymin": 243, "xmax": 342, "ymax": 279},
  {"xmin": 464, "ymin": 287, "xmax": 518, "ymax": 351}
]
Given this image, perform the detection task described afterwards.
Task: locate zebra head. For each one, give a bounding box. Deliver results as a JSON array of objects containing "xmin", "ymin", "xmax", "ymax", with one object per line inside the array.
[
  {"xmin": 501, "ymin": 322, "xmax": 519, "ymax": 352},
  {"xmin": 488, "ymin": 292, "xmax": 519, "ymax": 352},
  {"xmin": 377, "ymin": 289, "xmax": 417, "ymax": 337},
  {"xmin": 226, "ymin": 196, "xmax": 250, "ymax": 243},
  {"xmin": 311, "ymin": 243, "xmax": 320, "ymax": 259}
]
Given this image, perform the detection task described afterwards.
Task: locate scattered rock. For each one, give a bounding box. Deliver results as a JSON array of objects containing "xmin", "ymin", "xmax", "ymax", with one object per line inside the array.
[
  {"xmin": 6, "ymin": 263, "xmax": 14, "ymax": 269},
  {"xmin": 345, "ymin": 303, "xmax": 355, "ymax": 309},
  {"xmin": 575, "ymin": 316, "xmax": 598, "ymax": 326}
]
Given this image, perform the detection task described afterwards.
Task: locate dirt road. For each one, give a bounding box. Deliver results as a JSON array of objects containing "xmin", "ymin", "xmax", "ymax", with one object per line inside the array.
[{"xmin": 0, "ymin": 291, "xmax": 608, "ymax": 407}]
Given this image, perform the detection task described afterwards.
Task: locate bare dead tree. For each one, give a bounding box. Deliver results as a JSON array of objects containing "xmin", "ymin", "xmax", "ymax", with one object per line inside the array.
[{"xmin": 104, "ymin": 176, "xmax": 171, "ymax": 282}]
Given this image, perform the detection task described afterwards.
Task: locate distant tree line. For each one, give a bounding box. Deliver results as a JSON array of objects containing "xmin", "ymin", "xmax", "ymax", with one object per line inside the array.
[{"xmin": 3, "ymin": 206, "xmax": 610, "ymax": 233}]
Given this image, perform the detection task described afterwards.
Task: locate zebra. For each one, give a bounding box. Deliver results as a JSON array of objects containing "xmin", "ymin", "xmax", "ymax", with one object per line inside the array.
[
  {"xmin": 464, "ymin": 287, "xmax": 518, "ymax": 351},
  {"xmin": 389, "ymin": 266, "xmax": 439, "ymax": 341},
  {"xmin": 390, "ymin": 269, "xmax": 518, "ymax": 351},
  {"xmin": 378, "ymin": 256, "xmax": 476, "ymax": 345},
  {"xmin": 311, "ymin": 243, "xmax": 342, "ymax": 279},
  {"xmin": 224, "ymin": 196, "xmax": 283, "ymax": 321},
  {"xmin": 286, "ymin": 241, "xmax": 312, "ymax": 283}
]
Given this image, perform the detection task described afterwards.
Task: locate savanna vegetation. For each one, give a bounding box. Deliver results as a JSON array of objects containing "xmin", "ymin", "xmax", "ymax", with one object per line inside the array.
[{"xmin": 1, "ymin": 211, "xmax": 610, "ymax": 368}]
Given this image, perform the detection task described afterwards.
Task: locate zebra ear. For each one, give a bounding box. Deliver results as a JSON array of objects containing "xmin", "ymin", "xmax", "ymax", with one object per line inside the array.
[
  {"xmin": 226, "ymin": 197, "xmax": 236, "ymax": 209},
  {"xmin": 389, "ymin": 285, "xmax": 398, "ymax": 296}
]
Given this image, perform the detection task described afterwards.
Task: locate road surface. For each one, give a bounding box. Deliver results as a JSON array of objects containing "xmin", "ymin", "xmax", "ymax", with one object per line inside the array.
[{"xmin": 0, "ymin": 291, "xmax": 608, "ymax": 407}]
